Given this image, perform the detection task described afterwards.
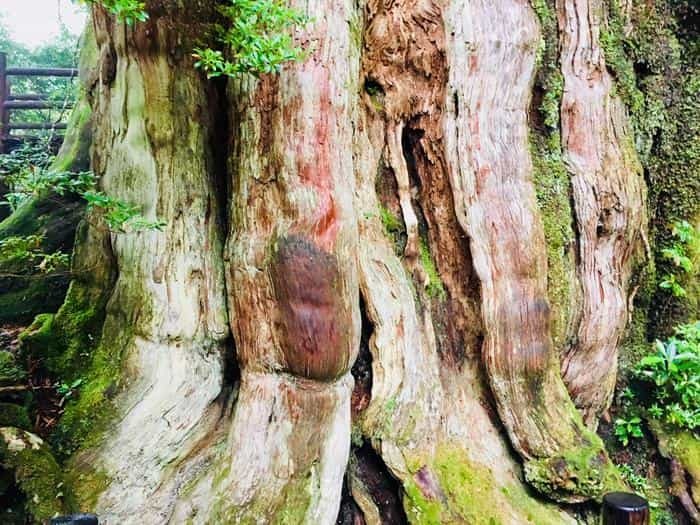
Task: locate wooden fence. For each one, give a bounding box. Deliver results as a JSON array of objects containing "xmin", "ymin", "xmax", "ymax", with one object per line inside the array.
[{"xmin": 0, "ymin": 51, "xmax": 78, "ymax": 153}]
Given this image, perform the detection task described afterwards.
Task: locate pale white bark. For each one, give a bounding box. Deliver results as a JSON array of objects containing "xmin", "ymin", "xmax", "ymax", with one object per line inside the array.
[{"xmin": 74, "ymin": 12, "xmax": 229, "ymax": 522}]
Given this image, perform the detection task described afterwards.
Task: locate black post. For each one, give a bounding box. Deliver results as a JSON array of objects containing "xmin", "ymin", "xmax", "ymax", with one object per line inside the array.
[{"xmin": 602, "ymin": 492, "xmax": 650, "ymax": 525}]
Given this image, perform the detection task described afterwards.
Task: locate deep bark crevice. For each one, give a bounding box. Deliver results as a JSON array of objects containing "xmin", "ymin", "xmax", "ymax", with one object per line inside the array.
[
  {"xmin": 352, "ymin": 442, "xmax": 409, "ymax": 524},
  {"xmin": 351, "ymin": 295, "xmax": 373, "ymax": 417},
  {"xmin": 336, "ymin": 476, "xmax": 367, "ymax": 525},
  {"xmin": 209, "ymin": 76, "xmax": 231, "ymax": 233},
  {"xmin": 401, "ymin": 121, "xmax": 481, "ymax": 366}
]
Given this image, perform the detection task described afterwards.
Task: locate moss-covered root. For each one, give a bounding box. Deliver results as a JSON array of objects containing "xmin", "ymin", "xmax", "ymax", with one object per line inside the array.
[
  {"xmin": 523, "ymin": 430, "xmax": 626, "ymax": 503},
  {"xmin": 651, "ymin": 421, "xmax": 700, "ymax": 514},
  {"xmin": 401, "ymin": 446, "xmax": 574, "ymax": 524},
  {"xmin": 0, "ymin": 350, "xmax": 26, "ymax": 386},
  {"xmin": 0, "ymin": 427, "xmax": 74, "ymax": 521}
]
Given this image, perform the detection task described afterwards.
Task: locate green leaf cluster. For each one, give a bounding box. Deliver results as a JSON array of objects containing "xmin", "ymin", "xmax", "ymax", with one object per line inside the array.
[
  {"xmin": 81, "ymin": 0, "xmax": 148, "ymax": 25},
  {"xmin": 635, "ymin": 321, "xmax": 700, "ymax": 431},
  {"xmin": 194, "ymin": 0, "xmax": 308, "ymax": 77},
  {"xmin": 82, "ymin": 190, "xmax": 166, "ymax": 233},
  {"xmin": 614, "ymin": 416, "xmax": 643, "ymax": 446},
  {"xmin": 1, "ymin": 139, "xmax": 166, "ymax": 282},
  {"xmin": 0, "ymin": 234, "xmax": 69, "ymax": 274},
  {"xmin": 659, "ymin": 220, "xmax": 698, "ymax": 298}
]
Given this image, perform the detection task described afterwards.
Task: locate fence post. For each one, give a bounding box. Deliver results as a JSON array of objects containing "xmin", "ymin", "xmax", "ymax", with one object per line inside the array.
[
  {"xmin": 601, "ymin": 492, "xmax": 650, "ymax": 525},
  {"xmin": 0, "ymin": 52, "xmax": 7, "ymax": 153}
]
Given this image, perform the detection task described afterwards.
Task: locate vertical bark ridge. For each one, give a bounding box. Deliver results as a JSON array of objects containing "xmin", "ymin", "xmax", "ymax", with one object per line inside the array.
[
  {"xmin": 204, "ymin": 0, "xmax": 361, "ymax": 520},
  {"xmin": 557, "ymin": 0, "xmax": 647, "ymax": 427},
  {"xmin": 74, "ymin": 5, "xmax": 231, "ymax": 520},
  {"xmin": 355, "ymin": 0, "xmax": 594, "ymax": 516},
  {"xmin": 443, "ymin": 0, "xmax": 623, "ymax": 501},
  {"xmin": 355, "ymin": 1, "xmax": 452, "ymax": 502},
  {"xmin": 355, "ymin": 103, "xmax": 574, "ymax": 520}
]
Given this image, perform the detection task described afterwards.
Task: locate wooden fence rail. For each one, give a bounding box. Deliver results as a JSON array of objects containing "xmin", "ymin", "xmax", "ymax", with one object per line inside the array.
[{"xmin": 0, "ymin": 51, "xmax": 78, "ymax": 153}]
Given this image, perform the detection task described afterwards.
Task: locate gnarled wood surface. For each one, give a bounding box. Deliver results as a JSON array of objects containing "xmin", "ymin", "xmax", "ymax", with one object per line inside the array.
[
  {"xmin": 557, "ymin": 0, "xmax": 646, "ymax": 427},
  {"xmin": 22, "ymin": 0, "xmax": 662, "ymax": 521},
  {"xmin": 202, "ymin": 0, "xmax": 361, "ymax": 519},
  {"xmin": 73, "ymin": 5, "xmax": 229, "ymax": 521}
]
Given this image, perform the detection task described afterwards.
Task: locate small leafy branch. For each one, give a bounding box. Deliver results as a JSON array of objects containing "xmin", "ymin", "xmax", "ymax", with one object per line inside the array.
[
  {"xmin": 82, "ymin": 191, "xmax": 166, "ymax": 233},
  {"xmin": 1, "ymin": 141, "xmax": 165, "ymax": 278},
  {"xmin": 614, "ymin": 415, "xmax": 644, "ymax": 446},
  {"xmin": 81, "ymin": 0, "xmax": 149, "ymax": 25},
  {"xmin": 659, "ymin": 220, "xmax": 698, "ymax": 298},
  {"xmin": 55, "ymin": 378, "xmax": 84, "ymax": 403},
  {"xmin": 1, "ymin": 145, "xmax": 163, "ymax": 234},
  {"xmin": 83, "ymin": 0, "xmax": 308, "ymax": 78},
  {"xmin": 617, "ymin": 463, "xmax": 649, "ymax": 494},
  {"xmin": 0, "ymin": 235, "xmax": 70, "ymax": 274},
  {"xmin": 194, "ymin": 0, "xmax": 309, "ymax": 78}
]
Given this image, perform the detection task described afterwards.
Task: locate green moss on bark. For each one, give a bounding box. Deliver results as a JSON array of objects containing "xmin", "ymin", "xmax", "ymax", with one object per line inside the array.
[
  {"xmin": 403, "ymin": 446, "xmax": 568, "ymax": 524},
  {"xmin": 18, "ymin": 216, "xmax": 118, "ymax": 461},
  {"xmin": 210, "ymin": 465, "xmax": 316, "ymax": 524},
  {"xmin": 0, "ymin": 427, "xmax": 74, "ymax": 521},
  {"xmin": 529, "ymin": 0, "xmax": 577, "ymax": 349},
  {"xmin": 530, "ymin": 133, "xmax": 576, "ymax": 348},
  {"xmin": 524, "ymin": 438, "xmax": 625, "ymax": 503},
  {"xmin": 651, "ymin": 420, "xmax": 700, "ymax": 504},
  {"xmin": 418, "ymin": 239, "xmax": 446, "ymax": 300},
  {"xmin": 600, "ymin": 0, "xmax": 700, "ymax": 334}
]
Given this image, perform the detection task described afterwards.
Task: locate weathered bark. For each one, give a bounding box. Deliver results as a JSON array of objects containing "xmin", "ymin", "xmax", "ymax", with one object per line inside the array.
[
  {"xmin": 13, "ymin": 0, "xmax": 694, "ymax": 522},
  {"xmin": 200, "ymin": 0, "xmax": 361, "ymax": 518},
  {"xmin": 65, "ymin": 5, "xmax": 229, "ymax": 521},
  {"xmin": 557, "ymin": 0, "xmax": 646, "ymax": 427},
  {"xmin": 442, "ymin": 0, "xmax": 624, "ymax": 501}
]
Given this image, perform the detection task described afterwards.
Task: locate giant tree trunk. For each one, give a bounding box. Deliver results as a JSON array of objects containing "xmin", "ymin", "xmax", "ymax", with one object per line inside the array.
[{"xmin": 12, "ymin": 0, "xmax": 699, "ymax": 523}]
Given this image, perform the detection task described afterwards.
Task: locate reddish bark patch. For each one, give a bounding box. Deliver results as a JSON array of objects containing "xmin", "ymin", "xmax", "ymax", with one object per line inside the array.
[
  {"xmin": 295, "ymin": 65, "xmax": 340, "ymax": 251},
  {"xmin": 270, "ymin": 235, "xmax": 351, "ymax": 381},
  {"xmin": 494, "ymin": 297, "xmax": 551, "ymax": 376}
]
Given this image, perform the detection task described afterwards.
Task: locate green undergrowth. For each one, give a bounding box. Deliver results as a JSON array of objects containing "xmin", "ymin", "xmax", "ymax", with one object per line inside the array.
[
  {"xmin": 602, "ymin": 3, "xmax": 699, "ymax": 520},
  {"xmin": 0, "ymin": 351, "xmax": 25, "ymax": 386},
  {"xmin": 0, "ymin": 404, "xmax": 31, "ymax": 430}
]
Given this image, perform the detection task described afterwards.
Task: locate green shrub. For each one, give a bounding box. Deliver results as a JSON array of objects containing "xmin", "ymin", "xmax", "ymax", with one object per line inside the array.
[{"xmin": 635, "ymin": 321, "xmax": 700, "ymax": 431}]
